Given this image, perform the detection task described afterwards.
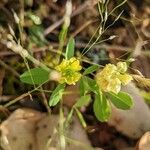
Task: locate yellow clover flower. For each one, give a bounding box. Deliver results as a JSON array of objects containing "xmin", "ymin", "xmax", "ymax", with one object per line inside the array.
[
  {"xmin": 96, "ymin": 62, "xmax": 132, "ymax": 94},
  {"xmin": 56, "ymin": 57, "xmax": 82, "ymax": 85}
]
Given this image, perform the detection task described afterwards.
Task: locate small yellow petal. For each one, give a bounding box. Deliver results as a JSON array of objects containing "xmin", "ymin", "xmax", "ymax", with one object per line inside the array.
[
  {"xmin": 70, "ymin": 59, "xmax": 82, "ymax": 71},
  {"xmin": 107, "ymin": 78, "xmax": 121, "ymax": 94},
  {"xmin": 117, "ymin": 62, "xmax": 127, "ymax": 73},
  {"xmin": 55, "ymin": 59, "xmax": 67, "ymax": 71},
  {"xmin": 118, "ymin": 74, "xmax": 133, "ymax": 85}
]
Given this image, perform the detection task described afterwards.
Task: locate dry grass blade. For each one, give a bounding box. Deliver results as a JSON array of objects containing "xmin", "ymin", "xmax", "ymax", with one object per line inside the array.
[{"xmin": 132, "ymin": 74, "xmax": 150, "ymax": 87}]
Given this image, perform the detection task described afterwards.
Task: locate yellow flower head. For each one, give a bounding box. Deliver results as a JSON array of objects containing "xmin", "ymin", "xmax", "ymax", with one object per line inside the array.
[
  {"xmin": 96, "ymin": 62, "xmax": 132, "ymax": 94},
  {"xmin": 56, "ymin": 57, "xmax": 82, "ymax": 85}
]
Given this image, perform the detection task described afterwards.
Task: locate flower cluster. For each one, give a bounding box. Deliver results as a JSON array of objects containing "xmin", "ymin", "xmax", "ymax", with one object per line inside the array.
[
  {"xmin": 96, "ymin": 62, "xmax": 132, "ymax": 94},
  {"xmin": 56, "ymin": 57, "xmax": 82, "ymax": 85}
]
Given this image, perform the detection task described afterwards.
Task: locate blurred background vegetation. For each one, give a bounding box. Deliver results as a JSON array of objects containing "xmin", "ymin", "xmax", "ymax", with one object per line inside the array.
[{"xmin": 0, "ymin": 0, "xmax": 150, "ymax": 148}]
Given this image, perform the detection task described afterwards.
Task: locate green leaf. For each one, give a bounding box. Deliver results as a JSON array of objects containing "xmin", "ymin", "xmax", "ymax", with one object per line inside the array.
[
  {"xmin": 79, "ymin": 77, "xmax": 90, "ymax": 96},
  {"xmin": 93, "ymin": 92, "xmax": 111, "ymax": 122},
  {"xmin": 65, "ymin": 108, "xmax": 74, "ymax": 128},
  {"xmin": 75, "ymin": 95, "xmax": 91, "ymax": 107},
  {"xmin": 49, "ymin": 84, "xmax": 65, "ymax": 106},
  {"xmin": 83, "ymin": 65, "xmax": 99, "ymax": 75},
  {"xmin": 108, "ymin": 91, "xmax": 133, "ymax": 110},
  {"xmin": 141, "ymin": 91, "xmax": 150, "ymax": 103},
  {"xmin": 29, "ymin": 25, "xmax": 47, "ymax": 46},
  {"xmin": 83, "ymin": 76, "xmax": 99, "ymax": 93},
  {"xmin": 79, "ymin": 76, "xmax": 99, "ymax": 96},
  {"xmin": 59, "ymin": 24, "xmax": 68, "ymax": 48},
  {"xmin": 20, "ymin": 67, "xmax": 49, "ymax": 85},
  {"xmin": 27, "ymin": 12, "xmax": 41, "ymax": 25},
  {"xmin": 79, "ymin": 77, "xmax": 86, "ymax": 96},
  {"xmin": 65, "ymin": 38, "xmax": 75, "ymax": 59},
  {"xmin": 75, "ymin": 108, "xmax": 87, "ymax": 128}
]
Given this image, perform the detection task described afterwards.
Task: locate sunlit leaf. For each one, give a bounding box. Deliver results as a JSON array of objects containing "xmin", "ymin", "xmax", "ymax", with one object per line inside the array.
[{"xmin": 108, "ymin": 91, "xmax": 133, "ymax": 110}]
